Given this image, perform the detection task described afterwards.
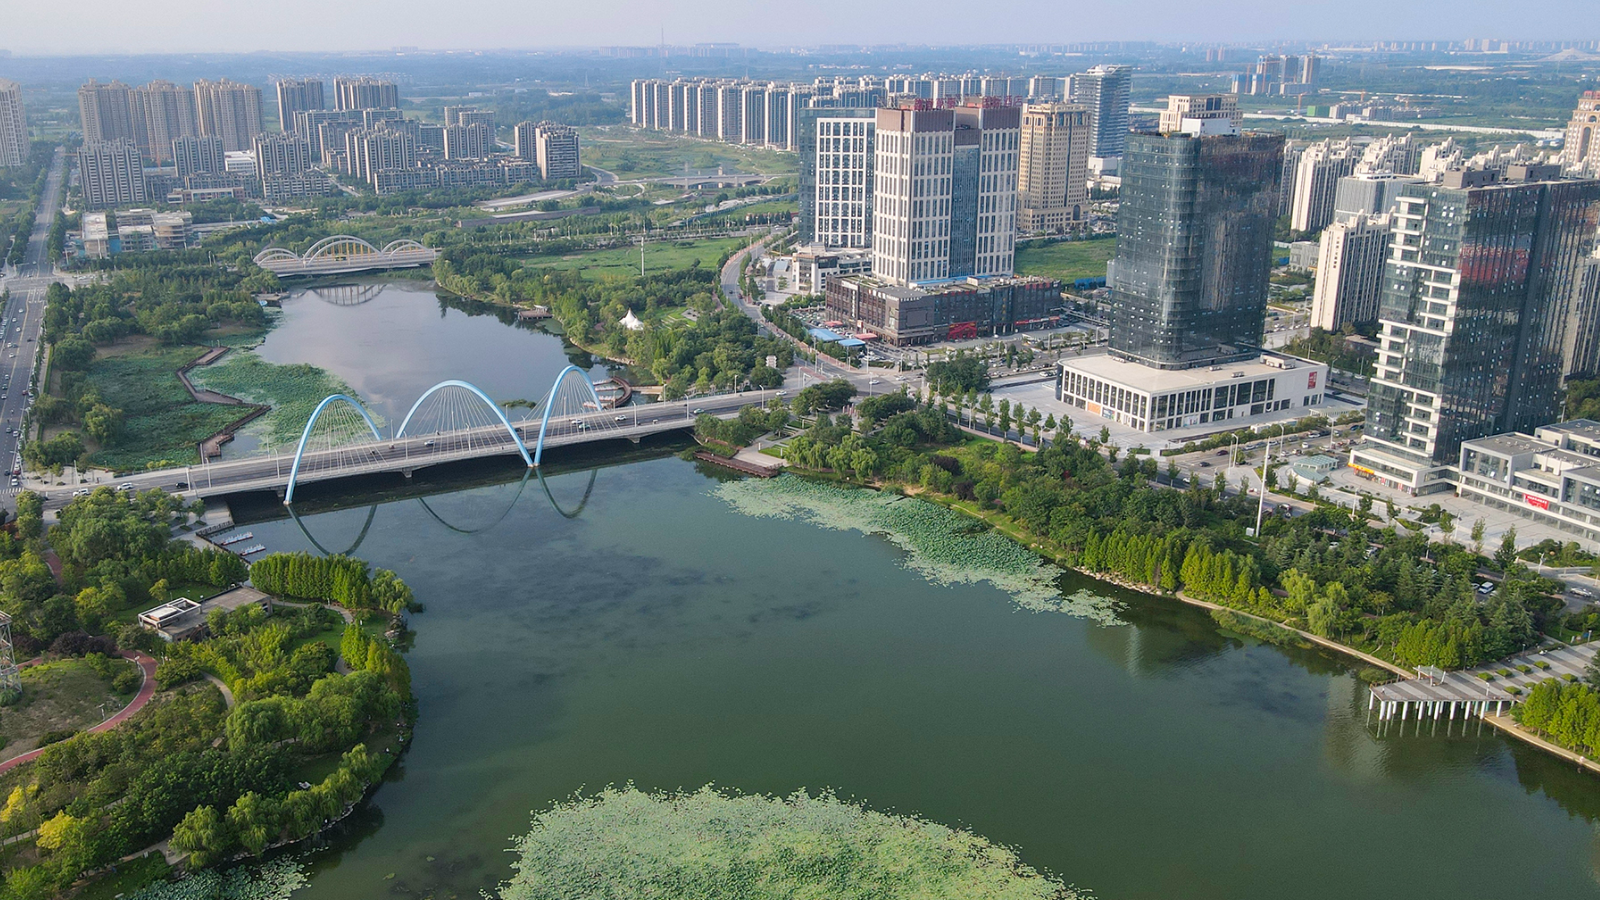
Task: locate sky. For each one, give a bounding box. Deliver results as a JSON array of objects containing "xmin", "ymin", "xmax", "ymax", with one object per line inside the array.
[{"xmin": 2, "ymin": 0, "xmax": 1598, "ymax": 55}]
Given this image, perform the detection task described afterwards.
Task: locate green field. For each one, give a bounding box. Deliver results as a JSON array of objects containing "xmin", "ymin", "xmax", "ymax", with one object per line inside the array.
[
  {"xmin": 83, "ymin": 346, "xmax": 245, "ymax": 472},
  {"xmin": 1014, "ymin": 236, "xmax": 1118, "ymax": 282},
  {"xmin": 0, "ymin": 658, "xmax": 137, "ymax": 759},
  {"xmin": 580, "ymin": 126, "xmax": 796, "ymax": 179},
  {"xmin": 522, "ymin": 235, "xmax": 749, "ymax": 279}
]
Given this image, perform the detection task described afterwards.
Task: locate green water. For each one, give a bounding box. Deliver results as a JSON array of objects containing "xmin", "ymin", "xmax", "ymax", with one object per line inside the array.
[{"xmin": 238, "ymin": 459, "xmax": 1600, "ymax": 900}]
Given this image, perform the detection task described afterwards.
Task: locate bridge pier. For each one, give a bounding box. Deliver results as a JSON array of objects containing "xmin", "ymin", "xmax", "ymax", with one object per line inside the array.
[{"xmin": 401, "ymin": 469, "xmax": 414, "ymax": 480}]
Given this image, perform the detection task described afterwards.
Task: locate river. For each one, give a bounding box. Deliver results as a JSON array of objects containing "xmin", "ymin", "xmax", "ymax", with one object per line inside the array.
[{"xmin": 234, "ymin": 281, "xmax": 1600, "ymax": 899}]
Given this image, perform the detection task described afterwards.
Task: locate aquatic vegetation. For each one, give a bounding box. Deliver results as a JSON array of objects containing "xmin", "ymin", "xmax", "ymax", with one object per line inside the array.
[
  {"xmin": 499, "ymin": 785, "xmax": 1085, "ymax": 900},
  {"xmin": 715, "ymin": 476, "xmax": 1120, "ymax": 624},
  {"xmin": 125, "ymin": 858, "xmax": 308, "ymax": 900},
  {"xmin": 190, "ymin": 352, "xmax": 374, "ymax": 449}
]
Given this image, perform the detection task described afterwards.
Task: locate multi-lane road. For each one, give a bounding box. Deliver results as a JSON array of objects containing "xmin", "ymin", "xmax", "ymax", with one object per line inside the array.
[{"xmin": 0, "ymin": 146, "xmax": 66, "ymax": 506}]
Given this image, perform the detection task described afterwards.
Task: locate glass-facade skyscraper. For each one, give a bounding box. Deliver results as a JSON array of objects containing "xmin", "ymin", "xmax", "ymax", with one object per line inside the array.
[
  {"xmin": 1354, "ymin": 166, "xmax": 1600, "ymax": 493},
  {"xmin": 1107, "ymin": 131, "xmax": 1285, "ymax": 370}
]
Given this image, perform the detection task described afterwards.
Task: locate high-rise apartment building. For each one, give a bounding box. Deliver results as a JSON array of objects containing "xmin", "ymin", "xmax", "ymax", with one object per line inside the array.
[
  {"xmin": 193, "ymin": 79, "xmax": 263, "ymax": 152},
  {"xmin": 335, "ymin": 77, "xmax": 400, "ymax": 112},
  {"xmin": 1106, "ymin": 130, "xmax": 1285, "ymax": 369},
  {"xmin": 297, "ymin": 109, "xmax": 361, "ymax": 157},
  {"xmin": 1309, "ymin": 213, "xmax": 1391, "ymax": 330},
  {"xmin": 1353, "ymin": 166, "xmax": 1600, "ymax": 493},
  {"xmin": 135, "ymin": 81, "xmax": 197, "ymax": 164},
  {"xmin": 1017, "ymin": 102, "xmax": 1091, "ymax": 232},
  {"xmin": 797, "ymin": 107, "xmax": 876, "ymax": 249},
  {"xmin": 1071, "ymin": 64, "xmax": 1132, "ymax": 160},
  {"xmin": 512, "ymin": 121, "xmax": 537, "ymax": 161},
  {"xmin": 0, "ymin": 79, "xmax": 27, "ymax": 168},
  {"xmin": 534, "ymin": 122, "xmax": 580, "ymax": 180},
  {"xmin": 346, "ymin": 126, "xmax": 415, "ymax": 185},
  {"xmin": 78, "ymin": 80, "xmax": 138, "ymax": 146},
  {"xmin": 254, "ymin": 132, "xmax": 313, "ymax": 179},
  {"xmin": 1289, "ymin": 138, "xmax": 1360, "ymax": 234},
  {"xmin": 172, "ymin": 135, "xmax": 225, "ymax": 179},
  {"xmin": 78, "ymin": 139, "xmax": 146, "ymax": 209},
  {"xmin": 443, "ymin": 123, "xmax": 492, "ymax": 160},
  {"xmin": 870, "ymin": 104, "xmax": 1019, "ymax": 286},
  {"xmin": 276, "ymin": 79, "xmax": 324, "ymax": 136},
  {"xmin": 1157, "ymin": 94, "xmax": 1240, "ymax": 135},
  {"xmin": 716, "ymin": 84, "xmax": 743, "ymax": 143},
  {"xmin": 1565, "ymin": 91, "xmax": 1600, "ymax": 177},
  {"xmin": 1333, "ymin": 171, "xmax": 1422, "ymax": 219}
]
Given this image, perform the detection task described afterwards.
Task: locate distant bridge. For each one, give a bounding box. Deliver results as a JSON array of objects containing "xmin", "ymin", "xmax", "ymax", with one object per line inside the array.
[{"xmin": 253, "ymin": 235, "xmax": 439, "ymax": 278}]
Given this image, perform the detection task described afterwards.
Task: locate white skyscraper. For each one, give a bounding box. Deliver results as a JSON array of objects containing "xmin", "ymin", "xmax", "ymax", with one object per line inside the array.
[{"xmin": 0, "ymin": 79, "xmax": 27, "ymax": 168}]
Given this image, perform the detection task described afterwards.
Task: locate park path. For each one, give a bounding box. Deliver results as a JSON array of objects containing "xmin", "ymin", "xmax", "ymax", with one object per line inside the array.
[{"xmin": 0, "ymin": 651, "xmax": 158, "ymax": 775}]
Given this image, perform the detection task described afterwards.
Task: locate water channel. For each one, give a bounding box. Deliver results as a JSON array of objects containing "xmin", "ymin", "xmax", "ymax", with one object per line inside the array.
[{"xmin": 237, "ymin": 281, "xmax": 1600, "ymax": 899}]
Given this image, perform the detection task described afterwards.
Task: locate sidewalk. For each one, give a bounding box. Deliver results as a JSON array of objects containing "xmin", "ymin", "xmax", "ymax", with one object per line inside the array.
[{"xmin": 0, "ymin": 651, "xmax": 157, "ymax": 775}]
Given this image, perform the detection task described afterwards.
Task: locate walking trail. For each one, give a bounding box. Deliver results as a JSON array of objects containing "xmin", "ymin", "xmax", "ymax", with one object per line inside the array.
[{"xmin": 0, "ymin": 651, "xmax": 158, "ymax": 775}]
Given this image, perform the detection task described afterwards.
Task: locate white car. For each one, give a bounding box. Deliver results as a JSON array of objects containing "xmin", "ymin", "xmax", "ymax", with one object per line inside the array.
[{"xmin": 117, "ymin": 482, "xmax": 134, "ymax": 491}]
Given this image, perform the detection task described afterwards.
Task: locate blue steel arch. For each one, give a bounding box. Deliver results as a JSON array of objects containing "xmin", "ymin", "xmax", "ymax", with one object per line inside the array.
[
  {"xmin": 395, "ymin": 379, "xmax": 534, "ymax": 468},
  {"xmin": 285, "ymin": 394, "xmax": 384, "ymax": 504},
  {"xmin": 532, "ymin": 365, "xmax": 605, "ymax": 466}
]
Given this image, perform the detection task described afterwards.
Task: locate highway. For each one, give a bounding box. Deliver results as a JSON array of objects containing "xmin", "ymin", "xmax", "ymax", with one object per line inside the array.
[{"xmin": 0, "ymin": 146, "xmax": 66, "ymax": 505}]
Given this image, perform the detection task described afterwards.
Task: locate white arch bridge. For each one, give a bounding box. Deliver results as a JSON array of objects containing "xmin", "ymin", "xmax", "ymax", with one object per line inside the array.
[
  {"xmin": 80, "ymin": 369, "xmax": 783, "ymax": 505},
  {"xmin": 253, "ymin": 236, "xmax": 439, "ymax": 277}
]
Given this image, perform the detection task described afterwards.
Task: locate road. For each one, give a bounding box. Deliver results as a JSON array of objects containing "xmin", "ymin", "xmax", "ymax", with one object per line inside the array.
[{"xmin": 0, "ymin": 146, "xmax": 66, "ymax": 506}]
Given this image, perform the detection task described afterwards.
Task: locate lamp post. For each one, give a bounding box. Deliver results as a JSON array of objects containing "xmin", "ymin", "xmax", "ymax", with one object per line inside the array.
[{"xmin": 1254, "ymin": 422, "xmax": 1288, "ymax": 538}]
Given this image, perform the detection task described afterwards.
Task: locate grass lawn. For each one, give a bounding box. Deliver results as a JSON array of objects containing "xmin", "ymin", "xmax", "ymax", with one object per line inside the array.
[
  {"xmin": 1014, "ymin": 236, "xmax": 1118, "ymax": 282},
  {"xmin": 0, "ymin": 658, "xmax": 137, "ymax": 758},
  {"xmin": 580, "ymin": 127, "xmax": 796, "ymax": 179},
  {"xmin": 82, "ymin": 345, "xmax": 242, "ymax": 472},
  {"xmin": 522, "ymin": 235, "xmax": 748, "ymax": 280}
]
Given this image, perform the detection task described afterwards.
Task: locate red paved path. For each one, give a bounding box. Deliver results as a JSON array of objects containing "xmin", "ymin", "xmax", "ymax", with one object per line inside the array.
[{"xmin": 0, "ymin": 651, "xmax": 157, "ymax": 775}]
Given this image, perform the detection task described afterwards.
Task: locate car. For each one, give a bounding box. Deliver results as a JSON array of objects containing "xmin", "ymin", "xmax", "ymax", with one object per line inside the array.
[
  {"xmin": 423, "ymin": 440, "xmax": 436, "ymax": 448},
  {"xmin": 775, "ymin": 390, "xmax": 786, "ymax": 397},
  {"xmin": 174, "ymin": 481, "xmax": 188, "ymax": 490},
  {"xmin": 117, "ymin": 482, "xmax": 134, "ymax": 491},
  {"xmin": 1214, "ymin": 450, "xmax": 1228, "ymax": 457},
  {"xmin": 1198, "ymin": 461, "xmax": 1211, "ymax": 468},
  {"xmin": 1478, "ymin": 582, "xmax": 1495, "ymax": 595},
  {"xmin": 72, "ymin": 488, "xmax": 89, "ymax": 497},
  {"xmin": 692, "ymin": 408, "xmax": 705, "ymax": 415},
  {"xmin": 615, "ymin": 415, "xmax": 627, "ymax": 422},
  {"xmin": 8, "ymin": 478, "xmax": 17, "ymax": 487}
]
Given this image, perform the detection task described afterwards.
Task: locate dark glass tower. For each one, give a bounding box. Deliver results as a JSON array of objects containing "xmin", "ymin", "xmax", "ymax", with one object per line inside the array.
[{"xmin": 1107, "ymin": 132, "xmax": 1285, "ymax": 370}]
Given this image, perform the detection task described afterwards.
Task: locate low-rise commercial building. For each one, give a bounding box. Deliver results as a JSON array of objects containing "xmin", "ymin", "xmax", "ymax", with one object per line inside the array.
[
  {"xmin": 1056, "ymin": 352, "xmax": 1328, "ymax": 433},
  {"xmin": 1457, "ymin": 421, "xmax": 1600, "ymax": 546},
  {"xmin": 825, "ymin": 274, "xmax": 1060, "ymax": 345}
]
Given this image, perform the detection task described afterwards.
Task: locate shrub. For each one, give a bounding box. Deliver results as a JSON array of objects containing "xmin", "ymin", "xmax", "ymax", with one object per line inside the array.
[
  {"xmin": 154, "ymin": 656, "xmax": 201, "ymax": 690},
  {"xmin": 1478, "ymin": 672, "xmax": 1495, "ymax": 681},
  {"xmin": 1536, "ymin": 661, "xmax": 1552, "ymax": 670},
  {"xmin": 49, "ymin": 631, "xmax": 118, "ymax": 658},
  {"xmin": 113, "ymin": 667, "xmax": 142, "ymax": 694},
  {"xmin": 38, "ymin": 728, "xmax": 78, "ymax": 746},
  {"xmin": 1517, "ymin": 664, "xmax": 1533, "ymax": 674}
]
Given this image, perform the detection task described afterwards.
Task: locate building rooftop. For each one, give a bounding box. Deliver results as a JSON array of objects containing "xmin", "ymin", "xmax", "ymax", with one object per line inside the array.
[
  {"xmin": 1541, "ymin": 419, "xmax": 1600, "ymax": 442},
  {"xmin": 1058, "ymin": 352, "xmax": 1320, "ymax": 394},
  {"xmin": 1463, "ymin": 433, "xmax": 1554, "ymax": 456}
]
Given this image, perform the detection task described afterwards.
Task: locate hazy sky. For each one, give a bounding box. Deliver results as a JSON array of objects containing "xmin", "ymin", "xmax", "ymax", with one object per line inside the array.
[{"xmin": 3, "ymin": 0, "xmax": 1597, "ymax": 55}]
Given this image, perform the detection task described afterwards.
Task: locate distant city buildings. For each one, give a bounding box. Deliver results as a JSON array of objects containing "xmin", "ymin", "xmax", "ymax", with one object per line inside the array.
[
  {"xmin": 78, "ymin": 139, "xmax": 146, "ymax": 209},
  {"xmin": 0, "ymin": 79, "xmax": 26, "ymax": 167},
  {"xmin": 1565, "ymin": 91, "xmax": 1600, "ymax": 177},
  {"xmin": 1157, "ymin": 94, "xmax": 1240, "ymax": 135},
  {"xmin": 1017, "ymin": 102, "xmax": 1091, "ymax": 232},
  {"xmin": 254, "ymin": 132, "xmax": 334, "ymax": 202},
  {"xmin": 78, "ymin": 80, "xmax": 139, "ymax": 146},
  {"xmin": 1230, "ymin": 54, "xmax": 1320, "ymax": 96},
  {"xmin": 533, "ymin": 122, "xmax": 580, "ymax": 180},
  {"xmin": 276, "ymin": 78, "xmax": 325, "ymax": 137},
  {"xmin": 1353, "ymin": 165, "xmax": 1600, "ymax": 494},
  {"xmin": 135, "ymin": 81, "xmax": 198, "ymax": 165},
  {"xmin": 193, "ymin": 79, "xmax": 263, "ymax": 152},
  {"xmin": 1070, "ymin": 64, "xmax": 1133, "ymax": 167},
  {"xmin": 334, "ymin": 76, "xmax": 399, "ymax": 112},
  {"xmin": 173, "ymin": 134, "xmax": 225, "ymax": 179}
]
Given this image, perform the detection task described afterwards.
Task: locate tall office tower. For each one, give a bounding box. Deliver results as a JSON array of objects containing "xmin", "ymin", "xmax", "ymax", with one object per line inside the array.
[
  {"xmin": 135, "ymin": 81, "xmax": 197, "ymax": 164},
  {"xmin": 78, "ymin": 79, "xmax": 138, "ymax": 146},
  {"xmin": 1017, "ymin": 102, "xmax": 1091, "ymax": 232},
  {"xmin": 1564, "ymin": 91, "xmax": 1600, "ymax": 177},
  {"xmin": 335, "ymin": 77, "xmax": 400, "ymax": 112},
  {"xmin": 1157, "ymin": 94, "xmax": 1241, "ymax": 135},
  {"xmin": 1309, "ymin": 213, "xmax": 1391, "ymax": 330},
  {"xmin": 193, "ymin": 79, "xmax": 263, "ymax": 152},
  {"xmin": 534, "ymin": 122, "xmax": 580, "ymax": 180},
  {"xmin": 1071, "ymin": 64, "xmax": 1133, "ymax": 160},
  {"xmin": 348, "ymin": 126, "xmax": 415, "ymax": 185},
  {"xmin": 276, "ymin": 78, "xmax": 324, "ymax": 135},
  {"xmin": 78, "ymin": 139, "xmax": 146, "ymax": 209},
  {"xmin": 1354, "ymin": 166, "xmax": 1600, "ymax": 493},
  {"xmin": 253, "ymin": 132, "xmax": 312, "ymax": 178},
  {"xmin": 512, "ymin": 121, "xmax": 537, "ymax": 160},
  {"xmin": 870, "ymin": 104, "xmax": 1019, "ymax": 286},
  {"xmin": 1566, "ymin": 248, "xmax": 1600, "ymax": 378},
  {"xmin": 1289, "ymin": 139, "xmax": 1359, "ymax": 233},
  {"xmin": 1333, "ymin": 171, "xmax": 1422, "ymax": 219},
  {"xmin": 0, "ymin": 79, "xmax": 27, "ymax": 168},
  {"xmin": 172, "ymin": 135, "xmax": 225, "ymax": 179},
  {"xmin": 716, "ymin": 84, "xmax": 743, "ymax": 143},
  {"xmin": 797, "ymin": 107, "xmax": 875, "ymax": 248},
  {"xmin": 443, "ymin": 123, "xmax": 491, "ymax": 160},
  {"xmin": 1106, "ymin": 130, "xmax": 1285, "ymax": 369}
]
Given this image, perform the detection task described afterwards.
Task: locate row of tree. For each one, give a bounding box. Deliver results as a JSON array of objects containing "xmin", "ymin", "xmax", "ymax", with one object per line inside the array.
[{"xmin": 247, "ymin": 552, "xmax": 417, "ymax": 614}]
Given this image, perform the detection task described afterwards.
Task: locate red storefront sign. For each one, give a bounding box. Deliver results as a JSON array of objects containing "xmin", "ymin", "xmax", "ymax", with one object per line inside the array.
[{"xmin": 1526, "ymin": 494, "xmax": 1550, "ymax": 511}]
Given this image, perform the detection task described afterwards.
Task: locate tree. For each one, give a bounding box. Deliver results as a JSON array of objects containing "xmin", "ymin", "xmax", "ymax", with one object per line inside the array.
[
  {"xmin": 1471, "ymin": 519, "xmax": 1487, "ymax": 556},
  {"xmin": 1495, "ymin": 527, "xmax": 1519, "ymax": 571},
  {"xmin": 172, "ymin": 805, "xmax": 232, "ymax": 867}
]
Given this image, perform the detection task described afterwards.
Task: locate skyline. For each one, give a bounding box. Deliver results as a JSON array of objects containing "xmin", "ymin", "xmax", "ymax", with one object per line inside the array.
[{"xmin": 3, "ymin": 0, "xmax": 1600, "ymax": 57}]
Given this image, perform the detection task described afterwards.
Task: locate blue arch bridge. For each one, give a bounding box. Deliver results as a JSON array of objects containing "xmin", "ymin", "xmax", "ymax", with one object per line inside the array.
[{"xmin": 89, "ymin": 368, "xmax": 782, "ymax": 505}]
